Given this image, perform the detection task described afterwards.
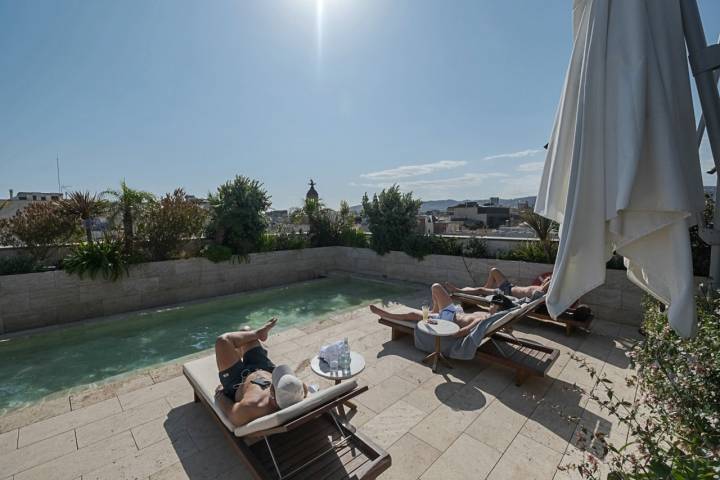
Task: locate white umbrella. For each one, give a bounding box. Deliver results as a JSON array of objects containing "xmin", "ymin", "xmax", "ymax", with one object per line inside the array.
[{"xmin": 536, "ymin": 0, "xmax": 705, "ymax": 338}]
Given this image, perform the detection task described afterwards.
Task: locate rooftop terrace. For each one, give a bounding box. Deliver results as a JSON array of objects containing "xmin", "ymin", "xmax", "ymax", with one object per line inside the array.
[{"xmin": 0, "ymin": 286, "xmax": 639, "ymax": 480}]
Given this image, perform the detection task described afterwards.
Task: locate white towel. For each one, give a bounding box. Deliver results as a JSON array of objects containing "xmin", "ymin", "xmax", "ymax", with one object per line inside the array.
[{"xmin": 536, "ymin": 0, "xmax": 704, "ymax": 337}]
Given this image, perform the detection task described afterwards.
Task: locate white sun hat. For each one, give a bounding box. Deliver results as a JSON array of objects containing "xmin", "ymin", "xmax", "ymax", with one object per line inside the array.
[{"xmin": 271, "ymin": 364, "xmax": 305, "ymax": 409}]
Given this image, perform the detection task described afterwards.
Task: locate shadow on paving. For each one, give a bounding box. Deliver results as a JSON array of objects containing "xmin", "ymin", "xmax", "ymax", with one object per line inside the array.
[{"xmin": 375, "ymin": 333, "xmax": 616, "ymax": 460}]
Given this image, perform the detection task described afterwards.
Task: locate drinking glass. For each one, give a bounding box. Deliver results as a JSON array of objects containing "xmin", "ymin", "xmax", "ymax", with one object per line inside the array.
[{"xmin": 422, "ymin": 305, "xmax": 429, "ymax": 321}]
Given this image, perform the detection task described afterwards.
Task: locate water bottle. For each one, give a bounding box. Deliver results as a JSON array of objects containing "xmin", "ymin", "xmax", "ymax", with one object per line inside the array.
[{"xmin": 341, "ymin": 337, "xmax": 350, "ymax": 375}]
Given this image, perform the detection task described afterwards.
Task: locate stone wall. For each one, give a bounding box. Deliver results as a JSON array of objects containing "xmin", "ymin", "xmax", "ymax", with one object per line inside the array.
[
  {"xmin": 1, "ymin": 245, "xmax": 652, "ymax": 334},
  {"xmin": 331, "ymin": 247, "xmax": 646, "ymax": 326},
  {"xmin": 0, "ymin": 248, "xmax": 336, "ymax": 334}
]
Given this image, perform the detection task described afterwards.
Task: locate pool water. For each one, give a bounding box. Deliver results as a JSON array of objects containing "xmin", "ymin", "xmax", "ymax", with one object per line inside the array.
[{"xmin": 0, "ymin": 277, "xmax": 414, "ymax": 413}]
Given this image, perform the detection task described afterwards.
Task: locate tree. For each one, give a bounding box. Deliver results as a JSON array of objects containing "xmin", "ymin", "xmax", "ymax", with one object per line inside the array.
[
  {"xmin": 137, "ymin": 188, "xmax": 207, "ymax": 261},
  {"xmin": 519, "ymin": 209, "xmax": 558, "ymax": 262},
  {"xmin": 207, "ymin": 176, "xmax": 271, "ymax": 255},
  {"xmin": 104, "ymin": 181, "xmax": 155, "ymax": 254},
  {"xmin": 361, "ymin": 185, "xmax": 422, "ymax": 255},
  {"xmin": 60, "ymin": 191, "xmax": 109, "ymax": 243},
  {"xmin": 0, "ymin": 202, "xmax": 80, "ymax": 262}
]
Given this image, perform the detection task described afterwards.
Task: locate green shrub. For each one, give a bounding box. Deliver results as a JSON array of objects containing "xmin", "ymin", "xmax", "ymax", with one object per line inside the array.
[
  {"xmin": 63, "ymin": 238, "xmax": 129, "ymax": 281},
  {"xmin": 564, "ymin": 296, "xmax": 720, "ymax": 479},
  {"xmin": 499, "ymin": 241, "xmax": 557, "ymax": 264},
  {"xmin": 340, "ymin": 228, "xmax": 368, "ymax": 248},
  {"xmin": 201, "ymin": 244, "xmax": 234, "ymax": 263},
  {"xmin": 207, "ymin": 176, "xmax": 271, "ymax": 255},
  {"xmin": 463, "ymin": 238, "xmax": 489, "ymax": 258},
  {"xmin": 0, "ymin": 202, "xmax": 80, "ymax": 262},
  {"xmin": 137, "ymin": 189, "xmax": 207, "ymax": 261},
  {"xmin": 0, "ymin": 256, "xmax": 37, "ymax": 275},
  {"xmin": 361, "ymin": 185, "xmax": 422, "ymax": 255},
  {"xmin": 257, "ymin": 233, "xmax": 309, "ymax": 252}
]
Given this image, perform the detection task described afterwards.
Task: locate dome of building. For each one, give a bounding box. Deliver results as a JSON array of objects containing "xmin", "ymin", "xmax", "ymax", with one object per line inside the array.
[{"xmin": 306, "ymin": 179, "xmax": 319, "ymax": 200}]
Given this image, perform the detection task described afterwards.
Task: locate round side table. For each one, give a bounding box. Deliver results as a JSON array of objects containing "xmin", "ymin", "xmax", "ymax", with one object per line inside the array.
[
  {"xmin": 417, "ymin": 319, "xmax": 459, "ymax": 372},
  {"xmin": 310, "ymin": 351, "xmax": 366, "ymax": 415}
]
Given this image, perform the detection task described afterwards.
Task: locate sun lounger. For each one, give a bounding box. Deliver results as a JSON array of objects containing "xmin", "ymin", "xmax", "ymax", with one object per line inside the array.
[
  {"xmin": 183, "ymin": 355, "xmax": 391, "ymax": 480},
  {"xmin": 376, "ymin": 297, "xmax": 559, "ymax": 385},
  {"xmin": 450, "ymin": 291, "xmax": 594, "ymax": 336}
]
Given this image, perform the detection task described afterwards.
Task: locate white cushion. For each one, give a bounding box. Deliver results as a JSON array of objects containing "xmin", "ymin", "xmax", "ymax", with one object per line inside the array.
[{"xmin": 183, "ymin": 355, "xmax": 357, "ymax": 437}]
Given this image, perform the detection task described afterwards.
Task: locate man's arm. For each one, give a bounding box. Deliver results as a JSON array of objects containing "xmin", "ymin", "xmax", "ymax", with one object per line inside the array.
[
  {"xmin": 214, "ymin": 390, "xmax": 263, "ymax": 427},
  {"xmin": 454, "ymin": 313, "xmax": 489, "ymax": 337}
]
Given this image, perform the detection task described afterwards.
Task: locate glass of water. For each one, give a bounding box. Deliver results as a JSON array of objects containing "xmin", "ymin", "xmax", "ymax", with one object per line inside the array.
[{"xmin": 422, "ymin": 305, "xmax": 429, "ymax": 321}]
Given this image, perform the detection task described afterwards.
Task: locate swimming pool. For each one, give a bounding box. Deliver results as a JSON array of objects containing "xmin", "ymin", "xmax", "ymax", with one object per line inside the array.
[{"xmin": 0, "ymin": 276, "xmax": 415, "ymax": 413}]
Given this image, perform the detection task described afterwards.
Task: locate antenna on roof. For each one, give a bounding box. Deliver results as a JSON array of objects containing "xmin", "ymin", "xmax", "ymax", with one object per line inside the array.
[{"xmin": 56, "ymin": 154, "xmax": 61, "ymax": 193}]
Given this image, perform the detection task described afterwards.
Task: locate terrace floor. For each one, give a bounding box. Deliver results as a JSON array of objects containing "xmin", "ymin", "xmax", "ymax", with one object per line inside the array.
[{"xmin": 0, "ymin": 288, "xmax": 640, "ymax": 480}]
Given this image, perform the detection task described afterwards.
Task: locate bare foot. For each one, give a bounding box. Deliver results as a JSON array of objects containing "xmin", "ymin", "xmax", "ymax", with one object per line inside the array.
[
  {"xmin": 256, "ymin": 317, "xmax": 277, "ymax": 342},
  {"xmin": 443, "ymin": 282, "xmax": 459, "ymax": 293}
]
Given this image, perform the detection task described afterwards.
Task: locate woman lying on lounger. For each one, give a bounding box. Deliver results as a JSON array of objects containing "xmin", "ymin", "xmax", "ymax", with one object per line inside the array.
[
  {"xmin": 214, "ymin": 318, "xmax": 308, "ymax": 427},
  {"xmin": 369, "ymin": 283, "xmax": 515, "ymax": 338},
  {"xmin": 444, "ymin": 268, "xmax": 550, "ymax": 299}
]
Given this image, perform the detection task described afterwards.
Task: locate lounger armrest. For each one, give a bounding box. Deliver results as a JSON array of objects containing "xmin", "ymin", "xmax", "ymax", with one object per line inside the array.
[{"xmin": 249, "ymin": 385, "xmax": 369, "ymax": 437}]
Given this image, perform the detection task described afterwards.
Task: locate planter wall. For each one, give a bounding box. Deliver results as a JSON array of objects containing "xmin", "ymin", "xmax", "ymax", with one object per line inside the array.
[
  {"xmin": 1, "ymin": 246, "xmax": 658, "ymax": 334},
  {"xmin": 0, "ymin": 247, "xmax": 336, "ymax": 334}
]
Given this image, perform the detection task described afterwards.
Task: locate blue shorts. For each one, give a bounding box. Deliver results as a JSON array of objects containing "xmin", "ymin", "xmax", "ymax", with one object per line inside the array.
[{"xmin": 496, "ymin": 280, "xmax": 514, "ymax": 296}]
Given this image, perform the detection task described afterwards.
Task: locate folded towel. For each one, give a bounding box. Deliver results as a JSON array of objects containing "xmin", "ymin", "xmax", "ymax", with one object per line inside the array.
[{"xmin": 319, "ymin": 340, "xmax": 345, "ymax": 363}]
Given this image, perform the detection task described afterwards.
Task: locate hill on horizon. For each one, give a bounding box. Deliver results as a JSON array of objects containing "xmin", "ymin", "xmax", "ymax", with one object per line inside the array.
[{"xmin": 349, "ymin": 196, "xmax": 537, "ymax": 213}]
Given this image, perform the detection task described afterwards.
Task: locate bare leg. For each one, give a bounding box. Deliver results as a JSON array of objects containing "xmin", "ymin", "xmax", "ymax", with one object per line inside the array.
[
  {"xmin": 431, "ymin": 283, "xmax": 453, "ymax": 313},
  {"xmin": 369, "ymin": 304, "xmax": 422, "ymax": 322},
  {"xmin": 483, "ymin": 268, "xmax": 508, "ymax": 289},
  {"xmin": 215, "ymin": 318, "xmax": 277, "ymax": 371},
  {"xmin": 443, "ymin": 281, "xmax": 496, "ymax": 296}
]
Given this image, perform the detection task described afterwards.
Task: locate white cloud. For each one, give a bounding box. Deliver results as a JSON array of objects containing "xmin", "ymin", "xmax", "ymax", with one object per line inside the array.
[
  {"xmin": 483, "ymin": 149, "xmax": 542, "ymax": 161},
  {"xmin": 516, "ymin": 161, "xmax": 545, "ymax": 173},
  {"xmin": 360, "ymin": 160, "xmax": 467, "ymax": 180},
  {"xmin": 358, "ymin": 172, "xmax": 508, "ymax": 191}
]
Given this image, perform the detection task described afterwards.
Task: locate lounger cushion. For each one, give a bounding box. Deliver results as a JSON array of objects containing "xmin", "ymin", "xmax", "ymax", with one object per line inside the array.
[{"xmin": 183, "ymin": 354, "xmax": 357, "ymax": 437}]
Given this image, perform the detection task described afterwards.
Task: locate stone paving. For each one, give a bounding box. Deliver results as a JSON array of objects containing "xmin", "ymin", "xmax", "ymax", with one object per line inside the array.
[{"xmin": 0, "ymin": 288, "xmax": 640, "ymax": 480}]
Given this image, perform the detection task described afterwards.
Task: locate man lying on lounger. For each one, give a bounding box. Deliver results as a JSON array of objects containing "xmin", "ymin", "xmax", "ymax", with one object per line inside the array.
[
  {"xmin": 214, "ymin": 318, "xmax": 308, "ymax": 427},
  {"xmin": 369, "ymin": 283, "xmax": 515, "ymax": 338},
  {"xmin": 444, "ymin": 268, "xmax": 550, "ymax": 299}
]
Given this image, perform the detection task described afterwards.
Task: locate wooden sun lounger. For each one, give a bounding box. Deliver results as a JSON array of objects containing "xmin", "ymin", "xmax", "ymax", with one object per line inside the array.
[
  {"xmin": 183, "ymin": 355, "xmax": 391, "ymax": 480},
  {"xmin": 451, "ymin": 291, "xmax": 594, "ymax": 336},
  {"xmin": 377, "ymin": 297, "xmax": 559, "ymax": 386}
]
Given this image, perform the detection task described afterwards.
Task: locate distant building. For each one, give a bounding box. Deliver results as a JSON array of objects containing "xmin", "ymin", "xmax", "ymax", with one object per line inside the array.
[
  {"xmin": 416, "ymin": 215, "xmax": 435, "ymax": 235},
  {"xmin": 447, "ymin": 201, "xmax": 510, "ymax": 228},
  {"xmin": 488, "ymin": 197, "xmax": 500, "ymax": 206},
  {"xmin": 306, "ymin": 179, "xmax": 319, "ymax": 201},
  {"xmin": 517, "ymin": 200, "xmax": 532, "ymax": 211},
  {"xmin": 0, "ymin": 189, "xmax": 64, "ymax": 219}
]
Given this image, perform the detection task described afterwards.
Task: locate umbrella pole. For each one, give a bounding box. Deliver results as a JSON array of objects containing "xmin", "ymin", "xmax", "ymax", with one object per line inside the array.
[{"xmin": 680, "ymin": 0, "xmax": 720, "ymax": 283}]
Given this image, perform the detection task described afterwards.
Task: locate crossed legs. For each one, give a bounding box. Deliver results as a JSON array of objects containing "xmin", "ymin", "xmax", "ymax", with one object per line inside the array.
[
  {"xmin": 215, "ymin": 318, "xmax": 277, "ymax": 372},
  {"xmin": 444, "ymin": 268, "xmax": 509, "ymax": 295}
]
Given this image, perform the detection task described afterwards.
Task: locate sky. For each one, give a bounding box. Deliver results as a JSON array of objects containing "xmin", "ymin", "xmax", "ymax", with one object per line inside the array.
[{"xmin": 1, "ymin": 0, "xmax": 719, "ymax": 210}]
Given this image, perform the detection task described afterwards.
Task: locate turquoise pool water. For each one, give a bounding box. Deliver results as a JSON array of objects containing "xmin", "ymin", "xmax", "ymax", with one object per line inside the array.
[{"xmin": 0, "ymin": 277, "xmax": 414, "ymax": 413}]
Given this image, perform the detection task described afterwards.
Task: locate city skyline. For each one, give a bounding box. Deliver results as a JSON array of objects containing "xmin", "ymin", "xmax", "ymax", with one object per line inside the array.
[{"xmin": 2, "ymin": 1, "xmax": 719, "ymax": 210}]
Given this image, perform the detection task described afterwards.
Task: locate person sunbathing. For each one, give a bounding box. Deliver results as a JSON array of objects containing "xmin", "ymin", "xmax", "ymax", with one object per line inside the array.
[
  {"xmin": 214, "ymin": 318, "xmax": 307, "ymax": 427},
  {"xmin": 444, "ymin": 268, "xmax": 551, "ymax": 299},
  {"xmin": 369, "ymin": 283, "xmax": 515, "ymax": 338}
]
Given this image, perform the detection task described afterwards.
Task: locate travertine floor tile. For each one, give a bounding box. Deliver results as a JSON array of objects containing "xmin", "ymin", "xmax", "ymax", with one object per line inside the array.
[
  {"xmin": 0, "ymin": 396, "xmax": 71, "ymax": 434},
  {"xmin": 410, "ymin": 401, "xmax": 482, "ymax": 453},
  {"xmin": 358, "ymin": 376, "xmax": 417, "ymax": 413},
  {"xmin": 18, "ymin": 397, "xmax": 122, "ymax": 447},
  {"xmin": 118, "ymin": 376, "xmax": 189, "ymax": 411},
  {"xmin": 69, "ymin": 375, "xmax": 154, "ymax": 411},
  {"xmin": 75, "ymin": 398, "xmax": 172, "ymax": 448},
  {"xmin": 465, "ymin": 393, "xmax": 535, "ymax": 454},
  {"xmin": 487, "ymin": 433, "xmax": 564, "ymax": 480},
  {"xmin": 420, "ymin": 433, "xmax": 501, "ymax": 480},
  {"xmin": 14, "ymin": 431, "xmax": 137, "ymax": 480},
  {"xmin": 148, "ymin": 436, "xmax": 246, "ymax": 480},
  {"xmin": 0, "ymin": 430, "xmax": 76, "ymax": 477},
  {"xmin": 84, "ymin": 431, "xmax": 196, "ymax": 480},
  {"xmin": 359, "ymin": 400, "xmax": 426, "ymax": 449},
  {"xmin": 0, "ymin": 428, "xmax": 18, "ymax": 453},
  {"xmin": 379, "ymin": 433, "xmax": 441, "ymax": 480}
]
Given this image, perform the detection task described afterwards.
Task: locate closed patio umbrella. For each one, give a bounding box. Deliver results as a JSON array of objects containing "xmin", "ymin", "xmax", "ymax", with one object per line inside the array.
[{"xmin": 536, "ymin": 0, "xmax": 705, "ymax": 337}]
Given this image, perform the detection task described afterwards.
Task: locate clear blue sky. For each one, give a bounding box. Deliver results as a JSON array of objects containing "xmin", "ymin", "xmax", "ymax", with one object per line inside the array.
[{"xmin": 1, "ymin": 0, "xmax": 719, "ymax": 210}]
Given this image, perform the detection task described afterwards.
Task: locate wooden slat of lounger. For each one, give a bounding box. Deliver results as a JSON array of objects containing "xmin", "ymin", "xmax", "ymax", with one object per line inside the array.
[
  {"xmin": 293, "ymin": 442, "xmax": 369, "ymax": 480},
  {"xmin": 319, "ymin": 446, "xmax": 373, "ymax": 480}
]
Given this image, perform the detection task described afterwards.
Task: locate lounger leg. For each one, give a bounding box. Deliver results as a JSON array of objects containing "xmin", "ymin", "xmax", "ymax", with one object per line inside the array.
[
  {"xmin": 193, "ymin": 392, "xmax": 200, "ymax": 403},
  {"xmin": 565, "ymin": 324, "xmax": 573, "ymax": 336},
  {"xmin": 514, "ymin": 371, "xmax": 529, "ymax": 386},
  {"xmin": 391, "ymin": 328, "xmax": 405, "ymax": 341}
]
